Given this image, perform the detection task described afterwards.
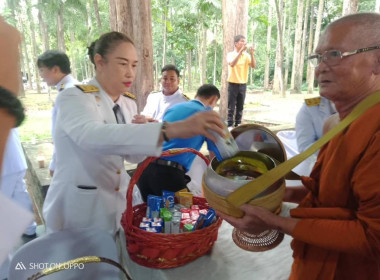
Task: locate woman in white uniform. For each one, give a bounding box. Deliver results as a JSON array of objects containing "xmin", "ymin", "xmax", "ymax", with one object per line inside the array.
[{"xmin": 42, "ymin": 31, "xmax": 223, "ymax": 236}]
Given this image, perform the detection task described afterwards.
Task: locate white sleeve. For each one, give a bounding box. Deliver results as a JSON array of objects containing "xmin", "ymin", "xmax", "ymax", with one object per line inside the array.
[
  {"xmin": 58, "ymin": 89, "xmax": 163, "ymax": 157},
  {"xmin": 295, "ymin": 104, "xmax": 318, "ymax": 153},
  {"xmin": 141, "ymin": 94, "xmax": 156, "ymax": 117}
]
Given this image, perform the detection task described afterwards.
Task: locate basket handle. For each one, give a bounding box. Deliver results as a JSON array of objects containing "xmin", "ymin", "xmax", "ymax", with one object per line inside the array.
[
  {"xmin": 27, "ymin": 256, "xmax": 132, "ymax": 280},
  {"xmin": 126, "ymin": 148, "xmax": 210, "ymax": 226}
]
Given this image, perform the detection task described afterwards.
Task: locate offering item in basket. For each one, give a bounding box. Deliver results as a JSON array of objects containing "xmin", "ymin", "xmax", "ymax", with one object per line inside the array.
[
  {"xmin": 121, "ymin": 148, "xmax": 222, "ymax": 269},
  {"xmin": 203, "ymin": 124, "xmax": 288, "ymax": 252}
]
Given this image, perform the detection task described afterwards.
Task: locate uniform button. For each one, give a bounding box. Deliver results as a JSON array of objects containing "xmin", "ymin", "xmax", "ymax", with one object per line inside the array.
[
  {"xmin": 116, "ymin": 170, "xmax": 121, "ymax": 174},
  {"xmin": 115, "ymin": 186, "xmax": 120, "ymax": 191}
]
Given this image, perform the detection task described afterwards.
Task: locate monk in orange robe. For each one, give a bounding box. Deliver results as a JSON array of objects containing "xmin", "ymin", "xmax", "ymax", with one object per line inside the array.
[{"xmin": 218, "ymin": 13, "xmax": 380, "ymax": 280}]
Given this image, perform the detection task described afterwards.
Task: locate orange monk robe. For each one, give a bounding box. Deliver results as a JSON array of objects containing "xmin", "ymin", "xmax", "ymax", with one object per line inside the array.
[{"xmin": 289, "ymin": 103, "xmax": 380, "ymax": 280}]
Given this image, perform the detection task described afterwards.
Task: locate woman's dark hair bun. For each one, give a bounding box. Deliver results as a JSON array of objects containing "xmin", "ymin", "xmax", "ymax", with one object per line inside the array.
[{"xmin": 87, "ymin": 40, "xmax": 97, "ymax": 65}]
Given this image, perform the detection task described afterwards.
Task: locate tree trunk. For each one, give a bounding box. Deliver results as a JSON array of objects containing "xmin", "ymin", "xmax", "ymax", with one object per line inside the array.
[
  {"xmin": 26, "ymin": 0, "xmax": 41, "ymax": 94},
  {"xmin": 283, "ymin": 0, "xmax": 292, "ymax": 92},
  {"xmin": 306, "ymin": 4, "xmax": 314, "ymax": 93},
  {"xmin": 109, "ymin": 0, "xmax": 154, "ymax": 112},
  {"xmin": 200, "ymin": 25, "xmax": 207, "ymax": 84},
  {"xmin": 70, "ymin": 30, "xmax": 77, "ymax": 79},
  {"xmin": 161, "ymin": 1, "xmax": 169, "ymax": 68},
  {"xmin": 57, "ymin": 4, "xmax": 66, "ymax": 52},
  {"xmin": 17, "ymin": 13, "xmax": 32, "ymax": 91},
  {"xmin": 290, "ymin": 0, "xmax": 304, "ymax": 93},
  {"xmin": 213, "ymin": 41, "xmax": 217, "ymax": 86},
  {"xmin": 220, "ymin": 0, "xmax": 249, "ymax": 121},
  {"xmin": 263, "ymin": 3, "xmax": 272, "ymax": 89},
  {"xmin": 38, "ymin": 0, "xmax": 49, "ymax": 51},
  {"xmin": 188, "ymin": 51, "xmax": 192, "ymax": 91},
  {"xmin": 155, "ymin": 62, "xmax": 160, "ymax": 90},
  {"xmin": 342, "ymin": 0, "xmax": 359, "ymax": 15},
  {"xmin": 93, "ymin": 0, "xmax": 102, "ymax": 31},
  {"xmin": 308, "ymin": 0, "xmax": 324, "ymax": 94},
  {"xmin": 272, "ymin": 0, "xmax": 285, "ymax": 97},
  {"xmin": 249, "ymin": 21, "xmax": 258, "ymax": 86},
  {"xmin": 298, "ymin": 0, "xmax": 310, "ymax": 93},
  {"xmin": 11, "ymin": 9, "xmax": 25, "ymax": 97}
]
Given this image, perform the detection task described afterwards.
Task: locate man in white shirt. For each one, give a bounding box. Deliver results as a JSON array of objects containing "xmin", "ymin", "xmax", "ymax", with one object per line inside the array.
[
  {"xmin": 141, "ymin": 64, "xmax": 188, "ymax": 122},
  {"xmin": 37, "ymin": 50, "xmax": 78, "ymax": 176}
]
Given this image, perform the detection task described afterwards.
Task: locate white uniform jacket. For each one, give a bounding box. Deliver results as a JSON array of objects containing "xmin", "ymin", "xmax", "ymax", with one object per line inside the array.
[
  {"xmin": 141, "ymin": 89, "xmax": 188, "ymax": 121},
  {"xmin": 49, "ymin": 74, "xmax": 78, "ymax": 171},
  {"xmin": 295, "ymin": 96, "xmax": 336, "ymax": 153},
  {"xmin": 1, "ymin": 129, "xmax": 27, "ymax": 178},
  {"xmin": 43, "ymin": 78, "xmax": 162, "ymax": 235}
]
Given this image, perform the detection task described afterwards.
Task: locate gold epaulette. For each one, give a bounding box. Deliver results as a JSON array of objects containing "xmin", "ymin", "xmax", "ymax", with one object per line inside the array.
[
  {"xmin": 183, "ymin": 94, "xmax": 190, "ymax": 101},
  {"xmin": 305, "ymin": 97, "xmax": 321, "ymax": 107},
  {"xmin": 75, "ymin": 84, "xmax": 99, "ymax": 93},
  {"xmin": 59, "ymin": 83, "xmax": 65, "ymax": 91},
  {"xmin": 123, "ymin": 91, "xmax": 136, "ymax": 100}
]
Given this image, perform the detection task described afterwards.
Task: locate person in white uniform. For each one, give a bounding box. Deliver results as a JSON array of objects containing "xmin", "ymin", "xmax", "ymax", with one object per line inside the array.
[
  {"xmin": 0, "ymin": 129, "xmax": 36, "ymax": 236},
  {"xmin": 42, "ymin": 31, "xmax": 224, "ymax": 236},
  {"xmin": 277, "ymin": 96, "xmax": 336, "ymax": 177},
  {"xmin": 37, "ymin": 50, "xmax": 78, "ymax": 177},
  {"xmin": 141, "ymin": 64, "xmax": 188, "ymax": 122},
  {"xmin": 295, "ymin": 96, "xmax": 336, "ymax": 153}
]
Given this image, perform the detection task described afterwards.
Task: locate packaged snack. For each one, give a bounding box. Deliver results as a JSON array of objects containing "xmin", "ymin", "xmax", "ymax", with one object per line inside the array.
[
  {"xmin": 178, "ymin": 192, "xmax": 193, "ymax": 208},
  {"xmin": 183, "ymin": 223, "xmax": 194, "ymax": 232},
  {"xmin": 191, "ymin": 205, "xmax": 200, "ymax": 210},
  {"xmin": 147, "ymin": 195, "xmax": 162, "ymax": 218},
  {"xmin": 202, "ymin": 208, "xmax": 216, "ymax": 228},
  {"xmin": 153, "ymin": 217, "xmax": 163, "ymax": 223},
  {"xmin": 192, "ymin": 214, "xmax": 206, "ymax": 231},
  {"xmin": 180, "ymin": 219, "xmax": 192, "ymax": 230},
  {"xmin": 139, "ymin": 222, "xmax": 150, "ymax": 230},
  {"xmin": 151, "ymin": 222, "xmax": 163, "ymax": 233},
  {"xmin": 175, "ymin": 188, "xmax": 188, "ymax": 203},
  {"xmin": 199, "ymin": 209, "xmax": 208, "ymax": 215},
  {"xmin": 160, "ymin": 208, "xmax": 173, "ymax": 234},
  {"xmin": 162, "ymin": 190, "xmax": 175, "ymax": 208},
  {"xmin": 181, "ymin": 212, "xmax": 190, "ymax": 220},
  {"xmin": 142, "ymin": 217, "xmax": 153, "ymax": 223},
  {"xmin": 174, "ymin": 204, "xmax": 187, "ymax": 211},
  {"xmin": 146, "ymin": 227, "xmax": 158, "ymax": 233},
  {"xmin": 190, "ymin": 210, "xmax": 200, "ymax": 221},
  {"xmin": 171, "ymin": 216, "xmax": 181, "ymax": 234}
]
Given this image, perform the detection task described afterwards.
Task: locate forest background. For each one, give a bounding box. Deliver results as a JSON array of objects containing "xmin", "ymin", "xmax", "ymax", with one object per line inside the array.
[{"xmin": 1, "ymin": 0, "xmax": 379, "ymax": 142}]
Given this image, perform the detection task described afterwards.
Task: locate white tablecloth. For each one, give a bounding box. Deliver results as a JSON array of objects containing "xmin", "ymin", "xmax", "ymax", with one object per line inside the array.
[{"xmin": 125, "ymin": 203, "xmax": 297, "ymax": 280}]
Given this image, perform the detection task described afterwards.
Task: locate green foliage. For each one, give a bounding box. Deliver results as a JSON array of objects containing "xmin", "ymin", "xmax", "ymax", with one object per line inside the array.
[{"xmin": 5, "ymin": 0, "xmax": 380, "ymax": 92}]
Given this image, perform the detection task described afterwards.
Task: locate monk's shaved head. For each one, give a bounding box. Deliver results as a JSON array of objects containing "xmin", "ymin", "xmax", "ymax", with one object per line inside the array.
[{"xmin": 326, "ymin": 13, "xmax": 380, "ymax": 46}]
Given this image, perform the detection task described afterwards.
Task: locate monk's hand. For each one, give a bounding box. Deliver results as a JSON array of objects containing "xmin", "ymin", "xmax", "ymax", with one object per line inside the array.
[
  {"xmin": 216, "ymin": 205, "xmax": 280, "ymax": 234},
  {"xmin": 165, "ymin": 111, "xmax": 224, "ymax": 143},
  {"xmin": 132, "ymin": 114, "xmax": 148, "ymax": 124}
]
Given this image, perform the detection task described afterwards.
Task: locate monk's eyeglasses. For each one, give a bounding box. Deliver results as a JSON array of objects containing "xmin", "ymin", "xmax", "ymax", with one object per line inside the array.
[{"xmin": 308, "ymin": 46, "xmax": 380, "ymax": 67}]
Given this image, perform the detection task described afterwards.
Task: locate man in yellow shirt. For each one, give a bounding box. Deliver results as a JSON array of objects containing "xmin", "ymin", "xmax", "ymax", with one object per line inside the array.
[{"xmin": 226, "ymin": 35, "xmax": 256, "ymax": 128}]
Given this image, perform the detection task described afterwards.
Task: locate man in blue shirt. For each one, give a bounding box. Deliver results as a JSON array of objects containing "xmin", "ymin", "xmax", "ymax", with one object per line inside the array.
[{"xmin": 138, "ymin": 84, "xmax": 220, "ymax": 201}]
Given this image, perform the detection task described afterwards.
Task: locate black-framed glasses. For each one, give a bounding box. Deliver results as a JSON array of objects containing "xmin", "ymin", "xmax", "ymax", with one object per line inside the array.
[{"xmin": 308, "ymin": 46, "xmax": 380, "ymax": 67}]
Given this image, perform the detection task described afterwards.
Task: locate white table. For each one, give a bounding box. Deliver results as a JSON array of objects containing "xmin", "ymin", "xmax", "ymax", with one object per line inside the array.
[{"xmin": 125, "ymin": 203, "xmax": 297, "ymax": 280}]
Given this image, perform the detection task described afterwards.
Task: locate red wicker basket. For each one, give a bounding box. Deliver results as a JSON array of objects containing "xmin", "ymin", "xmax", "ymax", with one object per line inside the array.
[{"xmin": 121, "ymin": 148, "xmax": 222, "ymax": 269}]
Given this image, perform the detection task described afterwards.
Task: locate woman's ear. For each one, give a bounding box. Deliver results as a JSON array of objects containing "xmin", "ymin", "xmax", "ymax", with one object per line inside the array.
[{"xmin": 94, "ymin": 53, "xmax": 103, "ymax": 70}]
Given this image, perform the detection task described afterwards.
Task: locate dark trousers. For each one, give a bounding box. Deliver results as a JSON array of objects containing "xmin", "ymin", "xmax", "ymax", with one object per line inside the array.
[
  {"xmin": 137, "ymin": 162, "xmax": 191, "ymax": 202},
  {"xmin": 227, "ymin": 82, "xmax": 247, "ymax": 127}
]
